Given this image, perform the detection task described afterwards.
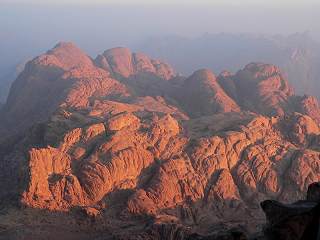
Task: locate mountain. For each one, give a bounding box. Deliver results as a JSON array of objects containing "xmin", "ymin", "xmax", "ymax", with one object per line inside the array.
[
  {"xmin": 1, "ymin": 32, "xmax": 319, "ymax": 105},
  {"xmin": 176, "ymin": 69, "xmax": 240, "ymax": 117},
  {"xmin": 136, "ymin": 32, "xmax": 320, "ymax": 98},
  {"xmin": 95, "ymin": 47, "xmax": 175, "ymax": 80},
  {"xmin": 0, "ymin": 42, "xmax": 320, "ymax": 239}
]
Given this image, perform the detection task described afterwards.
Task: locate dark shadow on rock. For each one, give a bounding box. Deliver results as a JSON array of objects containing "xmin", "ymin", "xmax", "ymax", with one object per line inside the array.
[{"xmin": 261, "ymin": 181, "xmax": 320, "ymax": 240}]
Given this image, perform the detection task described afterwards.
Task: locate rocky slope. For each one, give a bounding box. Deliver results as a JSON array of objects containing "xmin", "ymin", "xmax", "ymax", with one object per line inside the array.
[
  {"xmin": 0, "ymin": 42, "xmax": 320, "ymax": 239},
  {"xmin": 176, "ymin": 69, "xmax": 240, "ymax": 117},
  {"xmin": 0, "ymin": 43, "xmax": 177, "ymax": 136},
  {"xmin": 2, "ymin": 33, "xmax": 319, "ymax": 105}
]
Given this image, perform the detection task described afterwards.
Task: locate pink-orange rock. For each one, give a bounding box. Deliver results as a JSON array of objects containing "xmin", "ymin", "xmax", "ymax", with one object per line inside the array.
[
  {"xmin": 206, "ymin": 169, "xmax": 241, "ymax": 203},
  {"xmin": 1, "ymin": 43, "xmax": 320, "ymax": 239},
  {"xmin": 1, "ymin": 43, "xmax": 129, "ymax": 136},
  {"xmin": 178, "ymin": 69, "xmax": 240, "ymax": 117},
  {"xmin": 96, "ymin": 47, "xmax": 175, "ymax": 80},
  {"xmin": 235, "ymin": 63, "xmax": 294, "ymax": 115},
  {"xmin": 217, "ymin": 70, "xmax": 238, "ymax": 100},
  {"xmin": 296, "ymin": 95, "xmax": 320, "ymax": 125}
]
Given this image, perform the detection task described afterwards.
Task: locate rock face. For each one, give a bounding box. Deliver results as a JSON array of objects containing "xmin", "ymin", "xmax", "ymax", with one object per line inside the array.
[
  {"xmin": 0, "ymin": 44, "xmax": 178, "ymax": 137},
  {"xmin": 0, "ymin": 42, "xmax": 129, "ymax": 136},
  {"xmin": 0, "ymin": 42, "xmax": 320, "ymax": 239},
  {"xmin": 234, "ymin": 63, "xmax": 294, "ymax": 115},
  {"xmin": 95, "ymin": 47, "xmax": 175, "ymax": 80},
  {"xmin": 177, "ymin": 69, "xmax": 240, "ymax": 117},
  {"xmin": 296, "ymin": 95, "xmax": 320, "ymax": 125}
]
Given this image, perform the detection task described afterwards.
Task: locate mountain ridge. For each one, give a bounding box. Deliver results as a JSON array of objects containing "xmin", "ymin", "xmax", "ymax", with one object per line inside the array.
[{"xmin": 0, "ymin": 42, "xmax": 320, "ymax": 239}]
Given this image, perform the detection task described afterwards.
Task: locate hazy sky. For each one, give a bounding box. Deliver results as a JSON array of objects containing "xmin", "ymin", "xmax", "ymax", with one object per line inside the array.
[
  {"xmin": 2, "ymin": 0, "xmax": 320, "ymax": 6},
  {"xmin": 0, "ymin": 0, "xmax": 319, "ymax": 74}
]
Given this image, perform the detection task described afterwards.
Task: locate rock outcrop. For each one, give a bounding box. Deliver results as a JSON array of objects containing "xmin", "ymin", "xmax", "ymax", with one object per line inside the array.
[
  {"xmin": 95, "ymin": 47, "xmax": 175, "ymax": 80},
  {"xmin": 0, "ymin": 42, "xmax": 129, "ymax": 136},
  {"xmin": 0, "ymin": 42, "xmax": 320, "ymax": 239},
  {"xmin": 177, "ymin": 69, "xmax": 240, "ymax": 117},
  {"xmin": 295, "ymin": 95, "xmax": 320, "ymax": 125},
  {"xmin": 234, "ymin": 63, "xmax": 294, "ymax": 116}
]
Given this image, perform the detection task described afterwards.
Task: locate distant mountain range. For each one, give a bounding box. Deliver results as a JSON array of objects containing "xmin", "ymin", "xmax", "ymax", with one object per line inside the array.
[
  {"xmin": 136, "ymin": 32, "xmax": 320, "ymax": 98},
  {"xmin": 0, "ymin": 32, "xmax": 319, "ymax": 105}
]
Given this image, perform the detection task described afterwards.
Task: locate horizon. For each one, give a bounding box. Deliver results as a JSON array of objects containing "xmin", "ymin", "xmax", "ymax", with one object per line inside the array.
[
  {"xmin": 1, "ymin": 0, "xmax": 319, "ymax": 94},
  {"xmin": 2, "ymin": 0, "xmax": 320, "ymax": 6},
  {"xmin": 1, "ymin": 1, "xmax": 318, "ymax": 66}
]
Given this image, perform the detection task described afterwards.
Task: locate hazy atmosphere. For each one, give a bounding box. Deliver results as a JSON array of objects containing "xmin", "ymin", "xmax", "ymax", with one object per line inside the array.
[
  {"xmin": 1, "ymin": 1, "xmax": 320, "ymax": 239},
  {"xmin": 1, "ymin": 0, "xmax": 319, "ymax": 68}
]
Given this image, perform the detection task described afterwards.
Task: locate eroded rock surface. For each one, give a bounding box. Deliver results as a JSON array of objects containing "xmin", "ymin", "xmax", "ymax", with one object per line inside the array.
[
  {"xmin": 177, "ymin": 69, "xmax": 240, "ymax": 117},
  {"xmin": 0, "ymin": 42, "xmax": 320, "ymax": 239},
  {"xmin": 95, "ymin": 47, "xmax": 175, "ymax": 80}
]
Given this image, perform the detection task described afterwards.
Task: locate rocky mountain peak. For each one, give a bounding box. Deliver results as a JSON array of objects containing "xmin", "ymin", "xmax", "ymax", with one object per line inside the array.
[
  {"xmin": 187, "ymin": 68, "xmax": 216, "ymax": 81},
  {"xmin": 95, "ymin": 47, "xmax": 175, "ymax": 80},
  {"xmin": 44, "ymin": 41, "xmax": 93, "ymax": 70},
  {"xmin": 1, "ymin": 43, "xmax": 320, "ymax": 239},
  {"xmin": 179, "ymin": 68, "xmax": 240, "ymax": 116},
  {"xmin": 235, "ymin": 62, "xmax": 294, "ymax": 115}
]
